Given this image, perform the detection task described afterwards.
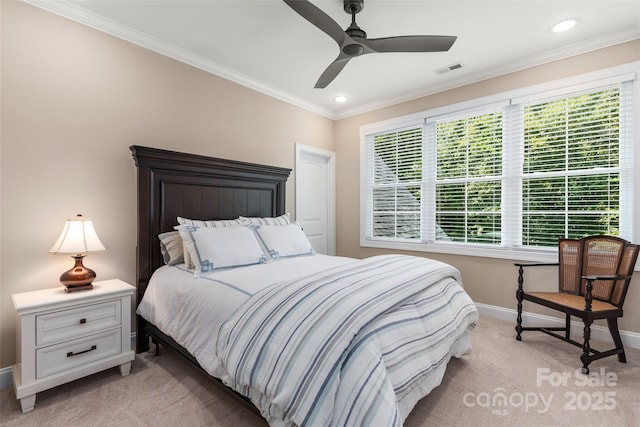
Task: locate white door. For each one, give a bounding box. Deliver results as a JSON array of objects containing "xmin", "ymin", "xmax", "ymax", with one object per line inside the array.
[{"xmin": 295, "ymin": 144, "xmax": 336, "ymax": 255}]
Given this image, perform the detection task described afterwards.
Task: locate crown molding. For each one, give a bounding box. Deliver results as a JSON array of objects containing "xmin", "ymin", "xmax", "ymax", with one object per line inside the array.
[
  {"xmin": 23, "ymin": 0, "xmax": 336, "ymax": 119},
  {"xmin": 23, "ymin": 0, "xmax": 640, "ymax": 122},
  {"xmin": 334, "ymin": 28, "xmax": 640, "ymax": 119}
]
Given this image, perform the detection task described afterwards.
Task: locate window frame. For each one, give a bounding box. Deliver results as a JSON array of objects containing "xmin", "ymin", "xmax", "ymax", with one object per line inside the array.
[
  {"xmin": 365, "ymin": 124, "xmax": 425, "ymax": 242},
  {"xmin": 360, "ymin": 61, "xmax": 639, "ymax": 263}
]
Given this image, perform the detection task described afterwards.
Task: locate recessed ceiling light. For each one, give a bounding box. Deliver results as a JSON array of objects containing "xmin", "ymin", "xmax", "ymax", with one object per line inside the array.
[
  {"xmin": 334, "ymin": 95, "xmax": 348, "ymax": 103},
  {"xmin": 552, "ymin": 19, "xmax": 577, "ymax": 33}
]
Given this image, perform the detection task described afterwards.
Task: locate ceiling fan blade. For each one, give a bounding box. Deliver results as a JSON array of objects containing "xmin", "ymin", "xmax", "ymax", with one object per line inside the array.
[
  {"xmin": 315, "ymin": 55, "xmax": 351, "ymax": 88},
  {"xmin": 283, "ymin": 0, "xmax": 345, "ymax": 45},
  {"xmin": 364, "ymin": 35, "xmax": 457, "ymax": 53}
]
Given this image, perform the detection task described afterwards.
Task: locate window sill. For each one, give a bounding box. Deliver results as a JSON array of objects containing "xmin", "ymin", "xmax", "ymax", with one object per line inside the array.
[{"xmin": 361, "ymin": 238, "xmax": 560, "ymax": 263}]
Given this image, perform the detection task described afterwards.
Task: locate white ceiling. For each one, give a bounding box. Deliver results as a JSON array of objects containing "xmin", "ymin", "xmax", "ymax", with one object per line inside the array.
[{"xmin": 27, "ymin": 0, "xmax": 640, "ymax": 119}]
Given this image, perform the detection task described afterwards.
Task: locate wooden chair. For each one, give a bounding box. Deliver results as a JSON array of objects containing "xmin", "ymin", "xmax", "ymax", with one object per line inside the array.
[{"xmin": 515, "ymin": 235, "xmax": 639, "ymax": 374}]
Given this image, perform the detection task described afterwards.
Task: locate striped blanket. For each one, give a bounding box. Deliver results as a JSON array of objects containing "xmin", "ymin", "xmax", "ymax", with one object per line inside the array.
[{"xmin": 215, "ymin": 255, "xmax": 478, "ymax": 426}]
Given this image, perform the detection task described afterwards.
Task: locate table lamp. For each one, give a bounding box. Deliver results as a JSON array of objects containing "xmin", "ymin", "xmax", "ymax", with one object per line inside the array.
[{"xmin": 49, "ymin": 214, "xmax": 106, "ymax": 292}]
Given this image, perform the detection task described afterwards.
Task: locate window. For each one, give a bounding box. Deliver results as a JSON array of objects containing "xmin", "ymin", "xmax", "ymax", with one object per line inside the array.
[
  {"xmin": 433, "ymin": 111, "xmax": 503, "ymax": 244},
  {"xmin": 361, "ymin": 63, "xmax": 637, "ymax": 262},
  {"xmin": 366, "ymin": 126, "xmax": 423, "ymax": 241},
  {"xmin": 521, "ymin": 88, "xmax": 622, "ymax": 246}
]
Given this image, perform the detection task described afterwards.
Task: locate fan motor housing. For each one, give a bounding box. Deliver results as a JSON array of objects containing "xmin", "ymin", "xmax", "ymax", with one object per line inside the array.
[
  {"xmin": 344, "ymin": 0, "xmax": 364, "ymax": 14},
  {"xmin": 343, "ymin": 43, "xmax": 365, "ymax": 56}
]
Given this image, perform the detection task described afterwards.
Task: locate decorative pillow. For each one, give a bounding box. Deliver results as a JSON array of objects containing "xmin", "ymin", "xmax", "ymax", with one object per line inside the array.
[
  {"xmin": 158, "ymin": 231, "xmax": 184, "ymax": 265},
  {"xmin": 176, "ymin": 217, "xmax": 244, "ymax": 268},
  {"xmin": 177, "ymin": 217, "xmax": 243, "ymax": 227},
  {"xmin": 176, "ymin": 225, "xmax": 266, "ymax": 276},
  {"xmin": 238, "ymin": 213, "xmax": 291, "ymax": 226},
  {"xmin": 254, "ymin": 223, "xmax": 315, "ymax": 259}
]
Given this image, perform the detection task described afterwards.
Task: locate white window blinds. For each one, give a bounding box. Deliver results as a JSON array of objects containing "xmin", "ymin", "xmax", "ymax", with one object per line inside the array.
[
  {"xmin": 520, "ymin": 86, "xmax": 626, "ymax": 246},
  {"xmin": 365, "ymin": 125, "xmax": 423, "ymax": 241},
  {"xmin": 361, "ymin": 65, "xmax": 636, "ymax": 259},
  {"xmin": 433, "ymin": 111, "xmax": 503, "ymax": 244}
]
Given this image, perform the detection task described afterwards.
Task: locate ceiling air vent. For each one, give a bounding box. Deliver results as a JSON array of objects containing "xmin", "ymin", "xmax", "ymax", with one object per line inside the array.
[{"xmin": 435, "ymin": 62, "xmax": 463, "ymax": 75}]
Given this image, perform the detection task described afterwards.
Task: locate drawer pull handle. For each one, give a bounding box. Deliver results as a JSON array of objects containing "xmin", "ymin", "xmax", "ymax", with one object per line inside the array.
[
  {"xmin": 79, "ymin": 318, "xmax": 87, "ymax": 324},
  {"xmin": 67, "ymin": 345, "xmax": 97, "ymax": 358}
]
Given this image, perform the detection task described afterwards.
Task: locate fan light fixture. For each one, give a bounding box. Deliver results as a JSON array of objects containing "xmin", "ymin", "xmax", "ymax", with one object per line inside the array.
[
  {"xmin": 552, "ymin": 19, "xmax": 577, "ymax": 33},
  {"xmin": 49, "ymin": 214, "xmax": 106, "ymax": 292}
]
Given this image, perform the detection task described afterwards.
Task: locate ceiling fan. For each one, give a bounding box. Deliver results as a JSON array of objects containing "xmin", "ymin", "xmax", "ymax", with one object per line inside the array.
[{"xmin": 283, "ymin": 0, "xmax": 457, "ymax": 88}]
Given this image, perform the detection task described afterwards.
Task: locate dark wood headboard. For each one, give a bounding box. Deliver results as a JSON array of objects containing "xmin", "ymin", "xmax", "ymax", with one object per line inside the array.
[{"xmin": 130, "ymin": 145, "xmax": 291, "ymax": 352}]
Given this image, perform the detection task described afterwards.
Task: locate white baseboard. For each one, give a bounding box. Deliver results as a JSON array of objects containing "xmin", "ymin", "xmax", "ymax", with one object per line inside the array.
[
  {"xmin": 0, "ymin": 366, "xmax": 13, "ymax": 390},
  {"xmin": 2, "ymin": 309, "xmax": 639, "ymax": 390},
  {"xmin": 475, "ymin": 302, "xmax": 640, "ymax": 350}
]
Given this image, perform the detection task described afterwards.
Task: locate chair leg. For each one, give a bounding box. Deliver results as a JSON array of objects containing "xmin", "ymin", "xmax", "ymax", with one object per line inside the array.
[
  {"xmin": 515, "ymin": 266, "xmax": 524, "ymax": 341},
  {"xmin": 607, "ymin": 318, "xmax": 626, "ymax": 363},
  {"xmin": 565, "ymin": 314, "xmax": 571, "ymax": 340},
  {"xmin": 580, "ymin": 317, "xmax": 593, "ymax": 374}
]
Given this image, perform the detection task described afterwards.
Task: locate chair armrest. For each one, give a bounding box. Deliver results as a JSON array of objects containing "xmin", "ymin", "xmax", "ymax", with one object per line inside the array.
[
  {"xmin": 515, "ymin": 262, "xmax": 560, "ymax": 294},
  {"xmin": 581, "ymin": 274, "xmax": 632, "ymax": 312},
  {"xmin": 514, "ymin": 262, "xmax": 559, "ymax": 268},
  {"xmin": 582, "ymin": 274, "xmax": 630, "ymax": 281}
]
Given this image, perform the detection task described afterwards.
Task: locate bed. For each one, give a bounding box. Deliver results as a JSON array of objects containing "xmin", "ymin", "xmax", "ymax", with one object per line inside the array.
[{"xmin": 131, "ymin": 145, "xmax": 478, "ymax": 426}]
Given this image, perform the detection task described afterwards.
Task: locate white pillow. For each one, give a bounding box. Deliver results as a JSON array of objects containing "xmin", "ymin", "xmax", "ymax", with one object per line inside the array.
[
  {"xmin": 238, "ymin": 213, "xmax": 291, "ymax": 226},
  {"xmin": 176, "ymin": 217, "xmax": 244, "ymax": 268},
  {"xmin": 177, "ymin": 217, "xmax": 243, "ymax": 227},
  {"xmin": 254, "ymin": 224, "xmax": 315, "ymax": 259},
  {"xmin": 177, "ymin": 225, "xmax": 266, "ymax": 276}
]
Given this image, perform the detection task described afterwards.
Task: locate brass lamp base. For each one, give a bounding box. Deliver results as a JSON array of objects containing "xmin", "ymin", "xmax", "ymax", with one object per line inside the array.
[
  {"xmin": 60, "ymin": 255, "xmax": 96, "ymax": 293},
  {"xmin": 64, "ymin": 284, "xmax": 94, "ymax": 293}
]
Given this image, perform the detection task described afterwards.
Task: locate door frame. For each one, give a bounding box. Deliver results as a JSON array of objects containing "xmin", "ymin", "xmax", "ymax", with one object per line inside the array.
[{"xmin": 295, "ymin": 143, "xmax": 336, "ymax": 256}]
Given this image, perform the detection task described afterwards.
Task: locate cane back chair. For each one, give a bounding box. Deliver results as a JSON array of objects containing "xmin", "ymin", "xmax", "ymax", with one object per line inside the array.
[{"xmin": 515, "ymin": 235, "xmax": 639, "ymax": 374}]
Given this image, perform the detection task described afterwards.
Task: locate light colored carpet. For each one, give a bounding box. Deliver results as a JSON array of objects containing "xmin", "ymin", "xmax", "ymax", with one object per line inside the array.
[{"xmin": 2, "ymin": 316, "xmax": 639, "ymax": 426}]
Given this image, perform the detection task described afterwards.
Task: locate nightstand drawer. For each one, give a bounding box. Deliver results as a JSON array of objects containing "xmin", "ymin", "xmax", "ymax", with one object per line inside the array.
[
  {"xmin": 37, "ymin": 300, "xmax": 121, "ymax": 346},
  {"xmin": 13, "ymin": 279, "xmax": 135, "ymax": 413},
  {"xmin": 36, "ymin": 329, "xmax": 122, "ymax": 379}
]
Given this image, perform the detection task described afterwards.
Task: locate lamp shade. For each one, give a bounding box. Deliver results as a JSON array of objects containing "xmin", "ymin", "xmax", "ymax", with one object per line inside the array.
[{"xmin": 49, "ymin": 214, "xmax": 106, "ymax": 254}]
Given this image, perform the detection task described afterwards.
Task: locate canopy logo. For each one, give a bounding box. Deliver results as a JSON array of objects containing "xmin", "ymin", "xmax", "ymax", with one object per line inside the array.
[{"xmin": 463, "ymin": 367, "xmax": 618, "ymax": 415}]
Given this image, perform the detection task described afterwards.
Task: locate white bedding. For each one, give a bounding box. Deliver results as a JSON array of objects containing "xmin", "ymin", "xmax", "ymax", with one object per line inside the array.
[
  {"xmin": 137, "ymin": 253, "xmax": 478, "ymax": 426},
  {"xmin": 137, "ymin": 254, "xmax": 356, "ymax": 375}
]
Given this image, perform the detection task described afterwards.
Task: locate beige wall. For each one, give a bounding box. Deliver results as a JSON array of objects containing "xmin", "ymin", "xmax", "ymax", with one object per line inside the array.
[
  {"xmin": 1, "ymin": 0, "xmax": 639, "ymax": 371},
  {"xmin": 0, "ymin": 1, "xmax": 334, "ymax": 368},
  {"xmin": 334, "ymin": 39, "xmax": 640, "ymax": 334}
]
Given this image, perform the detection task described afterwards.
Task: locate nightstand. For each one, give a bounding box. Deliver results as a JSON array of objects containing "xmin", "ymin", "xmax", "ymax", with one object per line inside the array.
[{"xmin": 11, "ymin": 279, "xmax": 135, "ymax": 413}]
